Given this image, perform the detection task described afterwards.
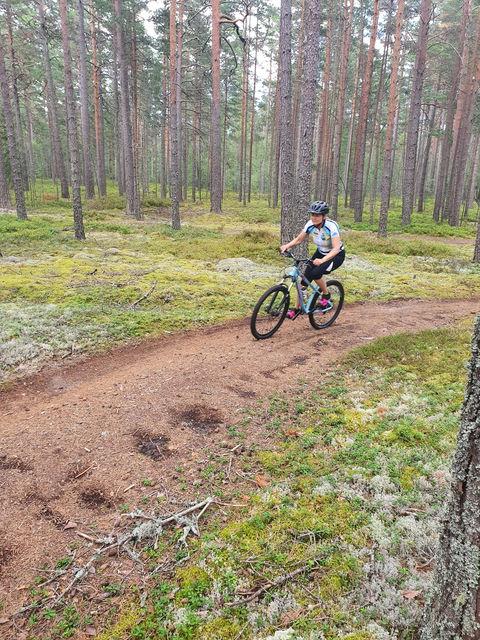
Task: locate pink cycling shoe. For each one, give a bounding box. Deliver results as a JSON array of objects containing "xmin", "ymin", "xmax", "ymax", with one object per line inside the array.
[{"xmin": 286, "ymin": 308, "xmax": 301, "ymax": 320}]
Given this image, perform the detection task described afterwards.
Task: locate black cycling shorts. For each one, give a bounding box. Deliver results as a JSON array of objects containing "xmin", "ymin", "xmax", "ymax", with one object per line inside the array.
[{"xmin": 303, "ymin": 249, "xmax": 345, "ymax": 283}]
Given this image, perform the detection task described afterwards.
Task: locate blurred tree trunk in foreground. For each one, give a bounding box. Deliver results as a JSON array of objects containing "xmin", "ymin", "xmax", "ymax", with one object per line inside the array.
[{"xmin": 420, "ymin": 316, "xmax": 480, "ymax": 639}]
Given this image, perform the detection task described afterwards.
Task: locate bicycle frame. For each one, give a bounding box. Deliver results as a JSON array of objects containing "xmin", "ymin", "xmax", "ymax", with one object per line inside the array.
[{"xmin": 280, "ymin": 262, "xmax": 320, "ymax": 314}]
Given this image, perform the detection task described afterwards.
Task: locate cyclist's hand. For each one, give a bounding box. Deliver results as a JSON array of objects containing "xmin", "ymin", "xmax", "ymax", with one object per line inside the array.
[
  {"xmin": 280, "ymin": 244, "xmax": 289, "ymax": 254},
  {"xmin": 312, "ymin": 258, "xmax": 323, "ymax": 266}
]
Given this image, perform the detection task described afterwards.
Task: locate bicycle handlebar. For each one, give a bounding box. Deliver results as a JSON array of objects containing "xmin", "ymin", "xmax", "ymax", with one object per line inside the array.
[{"xmin": 280, "ymin": 250, "xmax": 312, "ymax": 264}]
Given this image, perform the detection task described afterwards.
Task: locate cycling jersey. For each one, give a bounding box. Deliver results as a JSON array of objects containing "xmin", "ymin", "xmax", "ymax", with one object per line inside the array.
[{"xmin": 303, "ymin": 218, "xmax": 344, "ymax": 255}]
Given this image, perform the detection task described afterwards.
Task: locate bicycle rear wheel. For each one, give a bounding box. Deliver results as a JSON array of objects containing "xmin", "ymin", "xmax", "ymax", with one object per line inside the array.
[
  {"xmin": 250, "ymin": 285, "xmax": 290, "ymax": 339},
  {"xmin": 308, "ymin": 280, "xmax": 344, "ymax": 329}
]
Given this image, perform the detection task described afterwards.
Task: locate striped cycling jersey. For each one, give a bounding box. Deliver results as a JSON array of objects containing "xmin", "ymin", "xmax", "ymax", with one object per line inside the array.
[{"xmin": 303, "ymin": 218, "xmax": 344, "ymax": 255}]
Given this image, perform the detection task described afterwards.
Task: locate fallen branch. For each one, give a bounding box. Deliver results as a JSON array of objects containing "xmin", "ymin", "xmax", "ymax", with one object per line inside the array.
[
  {"xmin": 13, "ymin": 498, "xmax": 214, "ymax": 620},
  {"xmin": 226, "ymin": 557, "xmax": 326, "ymax": 607},
  {"xmin": 130, "ymin": 280, "xmax": 157, "ymax": 308}
]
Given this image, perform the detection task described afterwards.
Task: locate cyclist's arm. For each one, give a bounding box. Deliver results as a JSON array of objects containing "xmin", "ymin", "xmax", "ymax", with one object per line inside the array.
[
  {"xmin": 280, "ymin": 231, "xmax": 308, "ymax": 253},
  {"xmin": 312, "ymin": 236, "xmax": 342, "ymax": 266}
]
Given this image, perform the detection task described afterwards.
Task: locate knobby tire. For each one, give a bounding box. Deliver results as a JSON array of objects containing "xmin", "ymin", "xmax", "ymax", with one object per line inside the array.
[
  {"xmin": 250, "ymin": 285, "xmax": 290, "ymax": 340},
  {"xmin": 308, "ymin": 280, "xmax": 344, "ymax": 329}
]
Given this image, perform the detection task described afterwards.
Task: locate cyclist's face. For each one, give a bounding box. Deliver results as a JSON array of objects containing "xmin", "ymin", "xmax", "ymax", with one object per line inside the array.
[{"xmin": 311, "ymin": 214, "xmax": 326, "ymax": 227}]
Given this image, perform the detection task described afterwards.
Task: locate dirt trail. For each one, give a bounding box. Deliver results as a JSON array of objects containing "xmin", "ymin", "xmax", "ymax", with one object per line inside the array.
[{"xmin": 1, "ymin": 297, "xmax": 479, "ymax": 620}]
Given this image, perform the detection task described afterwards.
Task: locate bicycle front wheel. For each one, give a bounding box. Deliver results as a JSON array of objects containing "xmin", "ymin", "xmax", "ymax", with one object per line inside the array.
[
  {"xmin": 250, "ymin": 285, "xmax": 290, "ymax": 339},
  {"xmin": 308, "ymin": 280, "xmax": 344, "ymax": 329}
]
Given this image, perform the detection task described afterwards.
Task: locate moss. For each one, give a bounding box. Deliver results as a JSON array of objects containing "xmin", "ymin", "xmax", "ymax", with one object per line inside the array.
[
  {"xmin": 399, "ymin": 466, "xmax": 421, "ymax": 490},
  {"xmin": 195, "ymin": 615, "xmax": 244, "ymax": 639},
  {"xmin": 94, "ymin": 602, "xmax": 140, "ymax": 639}
]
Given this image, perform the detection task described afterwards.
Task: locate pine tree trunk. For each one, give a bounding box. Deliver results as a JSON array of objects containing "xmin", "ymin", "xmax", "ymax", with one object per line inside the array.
[
  {"xmin": 169, "ymin": 0, "xmax": 181, "ymax": 227},
  {"xmin": 279, "ymin": 0, "xmax": 296, "ymax": 244},
  {"xmin": 445, "ymin": 9, "xmax": 480, "ymax": 227},
  {"xmin": 474, "ymin": 207, "xmax": 480, "ymax": 262},
  {"xmin": 378, "ymin": 0, "xmax": 405, "ymax": 237},
  {"xmin": 91, "ymin": 5, "xmax": 106, "ymax": 196},
  {"xmin": 272, "ymin": 79, "xmax": 281, "ymax": 208},
  {"xmin": 330, "ymin": 0, "xmax": 353, "ymax": 219},
  {"xmin": 401, "ymin": 0, "xmax": 431, "ymax": 224},
  {"xmin": 343, "ymin": 8, "xmax": 364, "ymax": 208},
  {"xmin": 433, "ymin": 0, "xmax": 471, "ymax": 222},
  {"xmin": 23, "ymin": 87, "xmax": 35, "ymax": 192},
  {"xmin": 420, "ymin": 316, "xmax": 480, "ymax": 638},
  {"xmin": 58, "ymin": 0, "xmax": 85, "ymax": 239},
  {"xmin": 417, "ymin": 100, "xmax": 437, "ymax": 212},
  {"xmin": 210, "ymin": 0, "xmax": 222, "ymax": 212},
  {"xmin": 37, "ymin": 0, "xmax": 69, "ymax": 199},
  {"xmin": 161, "ymin": 54, "xmax": 168, "ymax": 200},
  {"xmin": 242, "ymin": 16, "xmax": 251, "ymax": 207},
  {"xmin": 292, "ymin": 0, "xmax": 306, "ymax": 174},
  {"xmin": 176, "ymin": 1, "xmax": 184, "ymax": 201},
  {"xmin": 114, "ymin": 0, "xmax": 141, "ymax": 219},
  {"xmin": 296, "ymin": 0, "xmax": 321, "ymax": 215},
  {"xmin": 247, "ymin": 21, "xmax": 259, "ymax": 203},
  {"xmin": 131, "ymin": 11, "xmax": 141, "ymax": 209},
  {"xmin": 77, "ymin": 0, "xmax": 95, "ymax": 199},
  {"xmin": 465, "ymin": 134, "xmax": 480, "ymax": 214},
  {"xmin": 351, "ymin": 0, "xmax": 379, "ymax": 221},
  {"xmin": 0, "ymin": 37, "xmax": 26, "ymax": 219},
  {"xmin": 5, "ymin": 0, "xmax": 28, "ymax": 193},
  {"xmin": 112, "ymin": 38, "xmax": 124, "ymax": 195},
  {"xmin": 314, "ymin": 16, "xmax": 333, "ymax": 200},
  {"xmin": 0, "ymin": 138, "xmax": 11, "ymax": 208}
]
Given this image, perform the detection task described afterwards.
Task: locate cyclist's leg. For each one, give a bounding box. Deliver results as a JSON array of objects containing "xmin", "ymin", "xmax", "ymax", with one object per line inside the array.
[{"xmin": 309, "ymin": 251, "xmax": 346, "ymax": 300}]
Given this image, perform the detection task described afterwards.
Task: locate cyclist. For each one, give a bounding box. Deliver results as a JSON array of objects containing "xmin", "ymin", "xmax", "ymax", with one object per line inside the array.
[{"xmin": 279, "ymin": 201, "xmax": 345, "ymax": 319}]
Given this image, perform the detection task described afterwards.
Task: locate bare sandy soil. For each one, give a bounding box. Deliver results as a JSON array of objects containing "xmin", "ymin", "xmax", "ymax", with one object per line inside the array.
[{"xmin": 1, "ymin": 297, "xmax": 479, "ymax": 633}]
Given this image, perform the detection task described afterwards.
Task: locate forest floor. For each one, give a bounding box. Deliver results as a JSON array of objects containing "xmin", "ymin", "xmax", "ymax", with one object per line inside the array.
[
  {"xmin": 1, "ymin": 193, "xmax": 480, "ymax": 638},
  {"xmin": 1, "ymin": 296, "xmax": 479, "ymax": 639}
]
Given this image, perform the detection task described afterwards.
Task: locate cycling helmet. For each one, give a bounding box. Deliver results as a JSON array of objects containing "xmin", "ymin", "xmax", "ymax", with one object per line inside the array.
[{"xmin": 308, "ymin": 201, "xmax": 329, "ymax": 215}]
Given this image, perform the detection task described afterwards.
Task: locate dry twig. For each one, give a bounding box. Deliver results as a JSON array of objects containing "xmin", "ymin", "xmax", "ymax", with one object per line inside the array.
[
  {"xmin": 130, "ymin": 280, "xmax": 157, "ymax": 308},
  {"xmin": 226, "ymin": 557, "xmax": 326, "ymax": 607}
]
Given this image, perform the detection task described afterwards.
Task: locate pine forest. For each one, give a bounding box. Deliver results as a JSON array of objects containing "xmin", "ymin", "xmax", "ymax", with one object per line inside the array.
[{"xmin": 1, "ymin": 1, "xmax": 480, "ymax": 639}]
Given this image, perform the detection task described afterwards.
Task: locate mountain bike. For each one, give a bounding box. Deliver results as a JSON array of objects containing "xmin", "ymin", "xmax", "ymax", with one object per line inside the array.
[{"xmin": 250, "ymin": 250, "xmax": 344, "ymax": 340}]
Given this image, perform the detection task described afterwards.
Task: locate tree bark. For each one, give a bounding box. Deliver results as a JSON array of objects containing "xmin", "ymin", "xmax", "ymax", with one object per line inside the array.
[
  {"xmin": 474, "ymin": 210, "xmax": 480, "ymax": 263},
  {"xmin": 77, "ymin": 0, "xmax": 95, "ymax": 199},
  {"xmin": 351, "ymin": 0, "xmax": 379, "ymax": 221},
  {"xmin": 112, "ymin": 36, "xmax": 124, "ymax": 195},
  {"xmin": 292, "ymin": 0, "xmax": 306, "ymax": 174},
  {"xmin": 314, "ymin": 16, "xmax": 333, "ymax": 200},
  {"xmin": 247, "ymin": 19, "xmax": 259, "ymax": 203},
  {"xmin": 58, "ymin": 0, "xmax": 85, "ymax": 239},
  {"xmin": 401, "ymin": 0, "xmax": 431, "ymax": 224},
  {"xmin": 90, "ymin": 4, "xmax": 106, "ymax": 196},
  {"xmin": 330, "ymin": 0, "xmax": 353, "ymax": 219},
  {"xmin": 296, "ymin": 0, "xmax": 321, "ymax": 215},
  {"xmin": 343, "ymin": 4, "xmax": 364, "ymax": 208},
  {"xmin": 114, "ymin": 0, "xmax": 141, "ymax": 219},
  {"xmin": 0, "ymin": 37, "xmax": 26, "ymax": 219},
  {"xmin": 378, "ymin": 0, "xmax": 405, "ymax": 237},
  {"xmin": 420, "ymin": 315, "xmax": 480, "ymax": 638},
  {"xmin": 433, "ymin": 0, "xmax": 471, "ymax": 222},
  {"xmin": 279, "ymin": 0, "xmax": 297, "ymax": 244},
  {"xmin": 169, "ymin": 0, "xmax": 181, "ymax": 227},
  {"xmin": 417, "ymin": 100, "xmax": 437, "ymax": 212},
  {"xmin": 5, "ymin": 0, "xmax": 28, "ymax": 192},
  {"xmin": 465, "ymin": 134, "xmax": 480, "ymax": 216},
  {"xmin": 0, "ymin": 137, "xmax": 12, "ymax": 208},
  {"xmin": 37, "ymin": 0, "xmax": 69, "ymax": 199},
  {"xmin": 445, "ymin": 8, "xmax": 480, "ymax": 227},
  {"xmin": 210, "ymin": 0, "xmax": 222, "ymax": 212}
]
